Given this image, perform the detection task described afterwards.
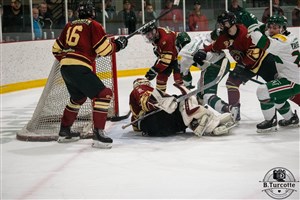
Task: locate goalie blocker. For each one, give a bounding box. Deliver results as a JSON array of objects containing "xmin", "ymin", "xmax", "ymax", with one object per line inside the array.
[{"xmin": 129, "ymin": 78, "xmax": 236, "ymax": 136}]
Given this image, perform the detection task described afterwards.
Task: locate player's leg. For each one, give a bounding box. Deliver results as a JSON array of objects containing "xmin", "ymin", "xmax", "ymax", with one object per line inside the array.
[
  {"xmin": 79, "ymin": 67, "xmax": 113, "ymax": 148},
  {"xmin": 256, "ymin": 79, "xmax": 300, "ymax": 132},
  {"xmin": 171, "ymin": 60, "xmax": 183, "ymax": 85},
  {"xmin": 201, "ymin": 60, "xmax": 229, "ymax": 113},
  {"xmin": 58, "ymin": 66, "xmax": 88, "ymax": 142}
]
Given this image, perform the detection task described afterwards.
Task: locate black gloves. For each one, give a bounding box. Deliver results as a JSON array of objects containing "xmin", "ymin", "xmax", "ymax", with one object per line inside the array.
[
  {"xmin": 115, "ymin": 36, "xmax": 128, "ymax": 52},
  {"xmin": 193, "ymin": 49, "xmax": 207, "ymax": 65},
  {"xmin": 145, "ymin": 66, "xmax": 158, "ymax": 80}
]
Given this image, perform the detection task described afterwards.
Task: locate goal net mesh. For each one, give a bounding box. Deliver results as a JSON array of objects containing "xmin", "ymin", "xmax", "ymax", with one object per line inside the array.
[{"xmin": 17, "ymin": 54, "xmax": 118, "ymax": 141}]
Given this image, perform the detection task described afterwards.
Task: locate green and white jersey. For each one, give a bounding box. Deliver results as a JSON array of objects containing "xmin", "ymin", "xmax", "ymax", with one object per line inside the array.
[
  {"xmin": 250, "ymin": 30, "xmax": 300, "ymax": 84},
  {"xmin": 177, "ymin": 33, "xmax": 224, "ymax": 76}
]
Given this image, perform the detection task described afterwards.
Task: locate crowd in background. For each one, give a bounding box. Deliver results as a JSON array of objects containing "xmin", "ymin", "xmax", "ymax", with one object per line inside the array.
[{"xmin": 1, "ymin": 0, "xmax": 299, "ymax": 42}]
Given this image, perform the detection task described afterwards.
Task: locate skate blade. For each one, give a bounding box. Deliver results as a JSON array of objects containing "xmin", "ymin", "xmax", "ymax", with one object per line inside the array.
[
  {"xmin": 279, "ymin": 123, "xmax": 300, "ymax": 128},
  {"xmin": 57, "ymin": 136, "xmax": 80, "ymax": 143},
  {"xmin": 92, "ymin": 141, "xmax": 112, "ymax": 149},
  {"xmin": 256, "ymin": 126, "xmax": 278, "ymax": 133}
]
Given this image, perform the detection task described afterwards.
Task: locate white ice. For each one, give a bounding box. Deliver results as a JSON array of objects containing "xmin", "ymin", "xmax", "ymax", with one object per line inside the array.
[{"xmin": 1, "ymin": 72, "xmax": 299, "ymax": 200}]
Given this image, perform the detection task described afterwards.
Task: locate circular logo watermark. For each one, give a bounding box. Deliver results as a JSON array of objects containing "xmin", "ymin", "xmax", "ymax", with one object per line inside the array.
[{"xmin": 260, "ymin": 167, "xmax": 299, "ymax": 199}]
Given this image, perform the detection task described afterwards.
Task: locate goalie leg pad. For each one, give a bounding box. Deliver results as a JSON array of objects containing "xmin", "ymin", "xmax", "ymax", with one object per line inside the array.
[
  {"xmin": 218, "ymin": 113, "xmax": 235, "ymax": 126},
  {"xmin": 212, "ymin": 123, "xmax": 237, "ymax": 136},
  {"xmin": 151, "ymin": 89, "xmax": 177, "ymax": 114}
]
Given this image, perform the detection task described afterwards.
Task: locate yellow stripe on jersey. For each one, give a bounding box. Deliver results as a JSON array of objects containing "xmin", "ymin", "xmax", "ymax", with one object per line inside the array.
[
  {"xmin": 160, "ymin": 53, "xmax": 172, "ymax": 64},
  {"xmin": 52, "ymin": 41, "xmax": 62, "ymax": 54},
  {"xmin": 60, "ymin": 58, "xmax": 93, "ymax": 70},
  {"xmin": 272, "ymin": 34, "xmax": 287, "ymax": 42},
  {"xmin": 94, "ymin": 37, "xmax": 113, "ymax": 57}
]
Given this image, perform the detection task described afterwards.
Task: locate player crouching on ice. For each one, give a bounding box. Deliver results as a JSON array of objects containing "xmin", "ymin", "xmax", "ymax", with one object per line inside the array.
[{"xmin": 129, "ymin": 78, "xmax": 236, "ymax": 137}]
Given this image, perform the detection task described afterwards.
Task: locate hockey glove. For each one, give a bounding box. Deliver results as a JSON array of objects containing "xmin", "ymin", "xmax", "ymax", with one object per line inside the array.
[
  {"xmin": 115, "ymin": 36, "xmax": 128, "ymax": 52},
  {"xmin": 145, "ymin": 66, "xmax": 158, "ymax": 80},
  {"xmin": 193, "ymin": 49, "xmax": 207, "ymax": 66},
  {"xmin": 238, "ymin": 11, "xmax": 260, "ymax": 32}
]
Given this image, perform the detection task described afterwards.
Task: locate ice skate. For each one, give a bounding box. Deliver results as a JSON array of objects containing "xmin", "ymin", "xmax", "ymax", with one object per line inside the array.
[
  {"xmin": 92, "ymin": 129, "xmax": 113, "ymax": 149},
  {"xmin": 278, "ymin": 110, "xmax": 299, "ymax": 128},
  {"xmin": 230, "ymin": 105, "xmax": 241, "ymax": 122},
  {"xmin": 57, "ymin": 126, "xmax": 80, "ymax": 143},
  {"xmin": 256, "ymin": 115, "xmax": 277, "ymax": 133}
]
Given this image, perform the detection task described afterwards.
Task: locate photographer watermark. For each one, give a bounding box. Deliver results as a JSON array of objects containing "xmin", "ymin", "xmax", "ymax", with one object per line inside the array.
[{"xmin": 260, "ymin": 167, "xmax": 299, "ymax": 199}]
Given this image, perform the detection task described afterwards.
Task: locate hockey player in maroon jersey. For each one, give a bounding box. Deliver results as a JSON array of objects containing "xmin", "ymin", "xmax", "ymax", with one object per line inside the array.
[
  {"xmin": 194, "ymin": 11, "xmax": 277, "ymax": 121},
  {"xmin": 129, "ymin": 78, "xmax": 236, "ymax": 137},
  {"xmin": 140, "ymin": 24, "xmax": 183, "ymax": 92},
  {"xmin": 52, "ymin": 0, "xmax": 128, "ymax": 148}
]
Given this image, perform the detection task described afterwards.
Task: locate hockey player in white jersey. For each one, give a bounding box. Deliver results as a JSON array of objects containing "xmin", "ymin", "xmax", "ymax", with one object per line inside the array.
[
  {"xmin": 241, "ymin": 14, "xmax": 300, "ymax": 132},
  {"xmin": 176, "ymin": 32, "xmax": 231, "ymax": 115}
]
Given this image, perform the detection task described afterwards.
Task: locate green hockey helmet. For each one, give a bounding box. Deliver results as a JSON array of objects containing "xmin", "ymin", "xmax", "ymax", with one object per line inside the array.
[
  {"xmin": 267, "ymin": 14, "xmax": 286, "ymax": 27},
  {"xmin": 176, "ymin": 32, "xmax": 191, "ymax": 50}
]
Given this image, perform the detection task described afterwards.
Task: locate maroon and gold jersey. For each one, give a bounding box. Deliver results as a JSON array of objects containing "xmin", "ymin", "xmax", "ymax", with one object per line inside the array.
[
  {"xmin": 129, "ymin": 84, "xmax": 156, "ymax": 126},
  {"xmin": 205, "ymin": 24, "xmax": 267, "ymax": 72},
  {"xmin": 52, "ymin": 18, "xmax": 118, "ymax": 70},
  {"xmin": 153, "ymin": 27, "xmax": 178, "ymax": 72}
]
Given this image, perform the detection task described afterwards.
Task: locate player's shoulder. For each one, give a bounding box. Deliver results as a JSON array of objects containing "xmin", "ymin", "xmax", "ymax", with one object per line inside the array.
[
  {"xmin": 236, "ymin": 24, "xmax": 249, "ymax": 35},
  {"xmin": 272, "ymin": 34, "xmax": 288, "ymax": 42}
]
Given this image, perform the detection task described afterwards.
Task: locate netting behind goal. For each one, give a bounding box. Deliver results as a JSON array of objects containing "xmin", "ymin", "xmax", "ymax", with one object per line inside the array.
[{"xmin": 17, "ymin": 51, "xmax": 119, "ymax": 141}]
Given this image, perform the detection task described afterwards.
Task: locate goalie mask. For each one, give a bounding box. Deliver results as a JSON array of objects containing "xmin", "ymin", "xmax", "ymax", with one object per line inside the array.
[{"xmin": 133, "ymin": 78, "xmax": 151, "ymax": 89}]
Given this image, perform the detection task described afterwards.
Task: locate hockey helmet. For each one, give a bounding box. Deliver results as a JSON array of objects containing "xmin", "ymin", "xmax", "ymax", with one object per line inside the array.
[
  {"xmin": 267, "ymin": 14, "xmax": 287, "ymax": 34},
  {"xmin": 77, "ymin": 0, "xmax": 95, "ymax": 19},
  {"xmin": 175, "ymin": 32, "xmax": 191, "ymax": 50},
  {"xmin": 140, "ymin": 23, "xmax": 158, "ymax": 43},
  {"xmin": 267, "ymin": 14, "xmax": 286, "ymax": 27},
  {"xmin": 133, "ymin": 78, "xmax": 151, "ymax": 89},
  {"xmin": 217, "ymin": 11, "xmax": 237, "ymax": 27}
]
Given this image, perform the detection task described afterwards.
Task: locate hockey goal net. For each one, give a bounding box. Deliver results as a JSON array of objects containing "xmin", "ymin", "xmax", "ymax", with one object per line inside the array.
[{"xmin": 17, "ymin": 47, "xmax": 119, "ymax": 141}]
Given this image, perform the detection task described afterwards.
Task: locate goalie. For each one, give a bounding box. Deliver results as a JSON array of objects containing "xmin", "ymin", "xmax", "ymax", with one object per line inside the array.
[{"xmin": 129, "ymin": 78, "xmax": 236, "ymax": 137}]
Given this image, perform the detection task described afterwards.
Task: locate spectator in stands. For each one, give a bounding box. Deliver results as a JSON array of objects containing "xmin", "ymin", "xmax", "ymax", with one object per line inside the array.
[
  {"xmin": 32, "ymin": 7, "xmax": 43, "ymax": 40},
  {"xmin": 116, "ymin": 0, "xmax": 137, "ymax": 34},
  {"xmin": 188, "ymin": 0, "xmax": 208, "ymax": 31},
  {"xmin": 2, "ymin": 0, "xmax": 30, "ymax": 41},
  {"xmin": 228, "ymin": 0, "xmax": 245, "ymax": 16},
  {"xmin": 262, "ymin": 0, "xmax": 284, "ymax": 23},
  {"xmin": 39, "ymin": 1, "xmax": 53, "ymax": 39},
  {"xmin": 159, "ymin": 0, "xmax": 183, "ymax": 31},
  {"xmin": 144, "ymin": 3, "xmax": 157, "ymax": 22},
  {"xmin": 292, "ymin": 0, "xmax": 300, "ymax": 26}
]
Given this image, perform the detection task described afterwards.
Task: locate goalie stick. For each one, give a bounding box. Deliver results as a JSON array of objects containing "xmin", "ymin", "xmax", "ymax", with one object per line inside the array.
[
  {"xmin": 108, "ymin": 110, "xmax": 131, "ymax": 122},
  {"xmin": 126, "ymin": 0, "xmax": 180, "ymax": 39}
]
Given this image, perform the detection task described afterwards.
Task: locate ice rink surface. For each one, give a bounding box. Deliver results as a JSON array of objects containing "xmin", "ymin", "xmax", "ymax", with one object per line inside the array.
[{"xmin": 1, "ymin": 72, "xmax": 299, "ymax": 199}]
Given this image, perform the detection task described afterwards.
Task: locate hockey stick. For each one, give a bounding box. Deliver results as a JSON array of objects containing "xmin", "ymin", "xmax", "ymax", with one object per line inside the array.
[
  {"xmin": 126, "ymin": 0, "xmax": 181, "ymax": 39},
  {"xmin": 121, "ymin": 109, "xmax": 161, "ymax": 129},
  {"xmin": 176, "ymin": 57, "xmax": 229, "ymax": 102},
  {"xmin": 108, "ymin": 110, "xmax": 131, "ymax": 122}
]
